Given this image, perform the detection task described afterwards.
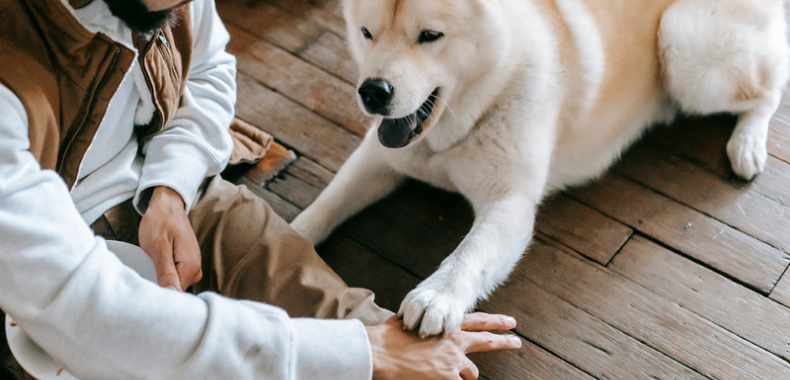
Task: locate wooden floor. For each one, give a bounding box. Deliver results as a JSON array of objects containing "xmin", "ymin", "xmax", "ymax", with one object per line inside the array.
[{"xmin": 217, "ymin": 1, "xmax": 790, "ymax": 379}]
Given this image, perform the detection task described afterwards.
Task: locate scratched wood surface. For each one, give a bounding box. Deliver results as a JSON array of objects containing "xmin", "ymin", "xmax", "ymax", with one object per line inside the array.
[{"xmin": 217, "ymin": 1, "xmax": 790, "ymax": 379}]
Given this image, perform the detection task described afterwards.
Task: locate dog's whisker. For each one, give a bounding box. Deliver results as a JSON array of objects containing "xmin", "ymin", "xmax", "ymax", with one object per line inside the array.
[
  {"xmin": 433, "ymin": 95, "xmax": 456, "ymax": 119},
  {"xmin": 417, "ymin": 104, "xmax": 430, "ymax": 119},
  {"xmin": 346, "ymin": 97, "xmax": 370, "ymax": 124}
]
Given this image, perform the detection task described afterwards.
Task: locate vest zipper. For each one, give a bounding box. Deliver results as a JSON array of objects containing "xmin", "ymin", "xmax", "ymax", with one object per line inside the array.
[
  {"xmin": 137, "ymin": 31, "xmax": 167, "ymax": 149},
  {"xmin": 62, "ymin": 46, "xmax": 122, "ymax": 190},
  {"xmin": 157, "ymin": 31, "xmax": 181, "ymax": 89},
  {"xmin": 159, "ymin": 32, "xmax": 170, "ymax": 50}
]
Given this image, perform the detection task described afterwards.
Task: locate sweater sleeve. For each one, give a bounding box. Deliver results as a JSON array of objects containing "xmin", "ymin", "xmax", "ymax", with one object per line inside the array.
[
  {"xmin": 134, "ymin": 0, "xmax": 236, "ymax": 213},
  {"xmin": 0, "ymin": 84, "xmax": 373, "ymax": 379}
]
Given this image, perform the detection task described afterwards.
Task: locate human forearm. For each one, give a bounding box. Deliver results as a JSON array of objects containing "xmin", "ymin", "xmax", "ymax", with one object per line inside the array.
[{"xmin": 0, "ymin": 168, "xmax": 372, "ymax": 380}]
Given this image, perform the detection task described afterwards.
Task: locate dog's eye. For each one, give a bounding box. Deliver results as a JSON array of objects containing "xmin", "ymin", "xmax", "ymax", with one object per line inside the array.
[
  {"xmin": 418, "ymin": 29, "xmax": 444, "ymax": 44},
  {"xmin": 361, "ymin": 27, "xmax": 373, "ymax": 40}
]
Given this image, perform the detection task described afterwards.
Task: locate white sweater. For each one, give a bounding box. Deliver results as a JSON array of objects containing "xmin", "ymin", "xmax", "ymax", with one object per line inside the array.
[{"xmin": 0, "ymin": 1, "xmax": 372, "ymax": 379}]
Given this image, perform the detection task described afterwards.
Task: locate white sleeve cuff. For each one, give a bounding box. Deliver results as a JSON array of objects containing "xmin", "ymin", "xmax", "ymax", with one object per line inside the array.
[
  {"xmin": 290, "ymin": 318, "xmax": 373, "ymax": 380},
  {"xmin": 134, "ymin": 136, "xmax": 213, "ymax": 213}
]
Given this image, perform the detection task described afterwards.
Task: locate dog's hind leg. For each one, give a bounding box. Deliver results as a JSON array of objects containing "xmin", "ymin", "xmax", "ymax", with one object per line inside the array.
[
  {"xmin": 658, "ymin": 0, "xmax": 789, "ymax": 180},
  {"xmin": 291, "ymin": 134, "xmax": 404, "ymax": 244}
]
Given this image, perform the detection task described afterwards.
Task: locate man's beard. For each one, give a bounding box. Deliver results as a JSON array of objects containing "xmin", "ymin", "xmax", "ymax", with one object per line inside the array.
[{"xmin": 102, "ymin": 0, "xmax": 177, "ymax": 35}]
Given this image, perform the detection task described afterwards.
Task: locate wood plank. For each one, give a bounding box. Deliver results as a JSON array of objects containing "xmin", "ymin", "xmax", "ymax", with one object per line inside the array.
[
  {"xmin": 616, "ymin": 145, "xmax": 790, "ymax": 252},
  {"xmin": 235, "ymin": 71, "xmax": 361, "ymax": 171},
  {"xmin": 299, "ymin": 30, "xmax": 358, "ymax": 85},
  {"xmin": 261, "ymin": 0, "xmax": 346, "ymax": 37},
  {"xmin": 469, "ymin": 337, "xmax": 596, "ymax": 380},
  {"xmin": 769, "ymin": 106, "xmax": 790, "ymax": 164},
  {"xmin": 337, "ymin": 180, "xmax": 474, "ymax": 279},
  {"xmin": 267, "ymin": 157, "xmax": 333, "ymax": 209},
  {"xmin": 646, "ymin": 89, "xmax": 790, "ymax": 173},
  {"xmin": 317, "ymin": 235, "xmax": 420, "ymax": 312},
  {"xmin": 536, "ymin": 195, "xmax": 632, "ymax": 265},
  {"xmin": 770, "ymin": 272, "xmax": 790, "ymax": 308},
  {"xmin": 227, "ymin": 24, "xmax": 370, "ymax": 137},
  {"xmin": 568, "ymin": 173, "xmax": 788, "ymax": 293},
  {"xmin": 520, "ymin": 239, "xmax": 790, "ymax": 380},
  {"xmin": 217, "ymin": 0, "xmax": 324, "ymax": 53},
  {"xmin": 752, "ymin": 156, "xmax": 790, "ymax": 207},
  {"xmin": 646, "ymin": 120, "xmax": 790, "ymax": 208},
  {"xmin": 481, "ymin": 271, "xmax": 707, "ymax": 380},
  {"xmin": 282, "ymin": 155, "xmax": 335, "ymax": 188},
  {"xmin": 266, "ymin": 165, "xmax": 466, "ymax": 278},
  {"xmin": 610, "ymin": 235, "xmax": 790, "ymax": 363},
  {"xmin": 275, "ymin": 159, "xmax": 633, "ymax": 269},
  {"xmin": 646, "ymin": 114, "xmax": 735, "ymax": 177}
]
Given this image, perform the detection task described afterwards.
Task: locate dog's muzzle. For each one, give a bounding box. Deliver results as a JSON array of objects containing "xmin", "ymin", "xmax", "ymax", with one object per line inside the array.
[{"xmin": 377, "ymin": 88, "xmax": 439, "ymax": 148}]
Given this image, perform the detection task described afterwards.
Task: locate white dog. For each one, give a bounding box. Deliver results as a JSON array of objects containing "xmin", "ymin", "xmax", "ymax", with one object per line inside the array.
[{"xmin": 291, "ymin": 0, "xmax": 790, "ymax": 337}]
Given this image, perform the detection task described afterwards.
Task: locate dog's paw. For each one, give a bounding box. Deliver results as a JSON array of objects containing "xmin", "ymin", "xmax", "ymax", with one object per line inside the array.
[
  {"xmin": 398, "ymin": 285, "xmax": 468, "ymax": 337},
  {"xmin": 727, "ymin": 130, "xmax": 767, "ymax": 181}
]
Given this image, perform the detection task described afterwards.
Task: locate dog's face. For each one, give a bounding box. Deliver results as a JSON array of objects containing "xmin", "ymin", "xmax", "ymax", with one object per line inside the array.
[{"xmin": 343, "ymin": 0, "xmax": 504, "ymax": 148}]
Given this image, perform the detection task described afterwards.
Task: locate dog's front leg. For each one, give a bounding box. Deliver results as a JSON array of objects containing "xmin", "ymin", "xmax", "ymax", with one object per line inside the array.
[
  {"xmin": 291, "ymin": 134, "xmax": 404, "ymax": 244},
  {"xmin": 399, "ymin": 191, "xmax": 538, "ymax": 337}
]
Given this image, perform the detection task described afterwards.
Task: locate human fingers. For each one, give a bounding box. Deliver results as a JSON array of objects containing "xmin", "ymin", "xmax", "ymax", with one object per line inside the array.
[
  {"xmin": 459, "ymin": 358, "xmax": 479, "ymax": 380},
  {"xmin": 147, "ymin": 239, "xmax": 182, "ymax": 291},
  {"xmin": 173, "ymin": 232, "xmax": 202, "ymax": 290},
  {"xmin": 460, "ymin": 313, "xmax": 517, "ymax": 332},
  {"xmin": 464, "ymin": 331, "xmax": 522, "ymax": 353}
]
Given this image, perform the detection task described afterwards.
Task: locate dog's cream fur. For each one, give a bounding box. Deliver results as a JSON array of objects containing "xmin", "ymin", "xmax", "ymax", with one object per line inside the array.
[{"xmin": 291, "ymin": 0, "xmax": 790, "ymax": 336}]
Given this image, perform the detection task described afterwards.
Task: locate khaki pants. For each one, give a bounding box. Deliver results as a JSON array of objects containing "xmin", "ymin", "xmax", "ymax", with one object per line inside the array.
[{"xmin": 2, "ymin": 176, "xmax": 392, "ymax": 379}]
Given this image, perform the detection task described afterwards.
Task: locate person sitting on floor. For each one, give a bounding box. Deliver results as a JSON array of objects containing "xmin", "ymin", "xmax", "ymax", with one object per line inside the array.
[{"xmin": 0, "ymin": 0, "xmax": 521, "ymax": 379}]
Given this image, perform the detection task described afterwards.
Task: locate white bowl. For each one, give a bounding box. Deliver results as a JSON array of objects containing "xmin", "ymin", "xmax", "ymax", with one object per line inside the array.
[{"xmin": 5, "ymin": 241, "xmax": 155, "ymax": 380}]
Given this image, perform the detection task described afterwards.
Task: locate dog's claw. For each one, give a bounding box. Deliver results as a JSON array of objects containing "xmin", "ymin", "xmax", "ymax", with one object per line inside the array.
[{"xmin": 398, "ymin": 286, "xmax": 466, "ymax": 337}]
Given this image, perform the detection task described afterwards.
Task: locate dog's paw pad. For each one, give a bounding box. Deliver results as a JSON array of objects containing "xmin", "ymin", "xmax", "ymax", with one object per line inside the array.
[
  {"xmin": 727, "ymin": 131, "xmax": 766, "ymax": 181},
  {"xmin": 398, "ymin": 287, "xmax": 465, "ymax": 337}
]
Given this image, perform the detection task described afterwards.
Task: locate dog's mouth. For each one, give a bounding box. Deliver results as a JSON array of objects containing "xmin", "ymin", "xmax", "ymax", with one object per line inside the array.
[{"xmin": 377, "ymin": 88, "xmax": 439, "ymax": 149}]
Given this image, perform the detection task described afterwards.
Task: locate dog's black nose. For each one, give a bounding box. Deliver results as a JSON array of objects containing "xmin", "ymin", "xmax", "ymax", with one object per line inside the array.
[{"xmin": 358, "ymin": 78, "xmax": 394, "ymax": 115}]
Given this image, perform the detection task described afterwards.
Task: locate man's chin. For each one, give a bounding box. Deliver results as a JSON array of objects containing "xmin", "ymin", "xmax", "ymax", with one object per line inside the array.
[{"xmin": 101, "ymin": 0, "xmax": 176, "ymax": 35}]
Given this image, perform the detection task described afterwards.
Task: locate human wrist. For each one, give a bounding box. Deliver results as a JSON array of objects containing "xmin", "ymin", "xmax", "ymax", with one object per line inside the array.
[
  {"xmin": 148, "ymin": 186, "xmax": 186, "ymax": 211},
  {"xmin": 365, "ymin": 324, "xmax": 389, "ymax": 379}
]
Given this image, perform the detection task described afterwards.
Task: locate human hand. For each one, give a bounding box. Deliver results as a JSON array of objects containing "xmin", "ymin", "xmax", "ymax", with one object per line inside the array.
[
  {"xmin": 138, "ymin": 186, "xmax": 202, "ymax": 291},
  {"xmin": 365, "ymin": 313, "xmax": 521, "ymax": 380}
]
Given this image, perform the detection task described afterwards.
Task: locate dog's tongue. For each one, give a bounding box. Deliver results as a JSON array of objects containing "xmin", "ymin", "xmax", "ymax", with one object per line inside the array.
[{"xmin": 378, "ymin": 114, "xmax": 417, "ymax": 148}]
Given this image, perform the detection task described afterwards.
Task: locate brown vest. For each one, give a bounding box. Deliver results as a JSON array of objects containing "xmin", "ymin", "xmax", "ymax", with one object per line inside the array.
[{"xmin": 0, "ymin": 0, "xmax": 192, "ymax": 189}]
